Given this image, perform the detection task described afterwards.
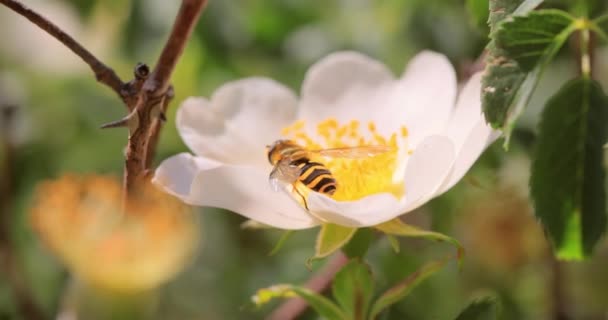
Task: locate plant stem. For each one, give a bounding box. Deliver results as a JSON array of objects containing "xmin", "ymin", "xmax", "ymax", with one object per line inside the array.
[
  {"xmin": 549, "ymin": 257, "xmax": 569, "ymax": 320},
  {"xmin": 579, "ymin": 27, "xmax": 592, "ymax": 77},
  {"xmin": 268, "ymin": 253, "xmax": 348, "ymax": 320}
]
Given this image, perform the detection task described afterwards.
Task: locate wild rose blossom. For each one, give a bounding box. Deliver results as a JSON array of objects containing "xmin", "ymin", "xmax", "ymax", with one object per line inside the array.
[
  {"xmin": 31, "ymin": 175, "xmax": 198, "ymax": 291},
  {"xmin": 154, "ymin": 51, "xmax": 498, "ymax": 229}
]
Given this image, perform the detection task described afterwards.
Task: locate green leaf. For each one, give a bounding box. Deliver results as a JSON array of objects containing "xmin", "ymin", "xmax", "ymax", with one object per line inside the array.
[
  {"xmin": 369, "ymin": 256, "xmax": 452, "ymax": 319},
  {"xmin": 331, "ymin": 259, "xmax": 375, "ymax": 320},
  {"xmin": 488, "ymin": 0, "xmax": 524, "ymax": 29},
  {"xmin": 483, "ymin": 9, "xmax": 578, "ymax": 144},
  {"xmin": 375, "ymin": 219, "xmax": 465, "ymax": 268},
  {"xmin": 252, "ymin": 285, "xmax": 347, "ymax": 320},
  {"xmin": 482, "ymin": 0, "xmax": 537, "ymax": 131},
  {"xmin": 513, "ymin": 0, "xmax": 545, "ymax": 16},
  {"xmin": 454, "ymin": 296, "xmax": 500, "ymax": 320},
  {"xmin": 314, "ymin": 224, "xmax": 357, "ymax": 259},
  {"xmin": 495, "ymin": 10, "xmax": 576, "ymax": 71},
  {"xmin": 488, "ymin": 0, "xmax": 543, "ymax": 29},
  {"xmin": 342, "ymin": 228, "xmax": 374, "ymax": 259},
  {"xmin": 591, "ymin": 14, "xmax": 608, "ymax": 42},
  {"xmin": 530, "ymin": 78, "xmax": 608, "ymax": 260},
  {"xmin": 481, "ymin": 47, "xmax": 526, "ymax": 130}
]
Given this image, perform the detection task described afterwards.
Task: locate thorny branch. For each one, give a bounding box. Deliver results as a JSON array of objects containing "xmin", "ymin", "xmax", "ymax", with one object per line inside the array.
[
  {"xmin": 145, "ymin": 86, "xmax": 174, "ymax": 169},
  {"xmin": 123, "ymin": 0, "xmax": 207, "ymax": 196},
  {"xmin": 0, "ymin": 0, "xmax": 208, "ymax": 202},
  {"xmin": 0, "ymin": 0, "xmax": 125, "ymax": 101}
]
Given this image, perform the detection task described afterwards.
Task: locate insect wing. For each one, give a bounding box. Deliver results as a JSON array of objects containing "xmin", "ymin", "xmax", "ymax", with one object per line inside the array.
[
  {"xmin": 315, "ymin": 145, "xmax": 393, "ymax": 159},
  {"xmin": 269, "ymin": 161, "xmax": 301, "ymax": 192}
]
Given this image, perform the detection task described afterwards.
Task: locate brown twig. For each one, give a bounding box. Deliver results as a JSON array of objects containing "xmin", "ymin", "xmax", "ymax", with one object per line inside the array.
[
  {"xmin": 0, "ymin": 0, "xmax": 126, "ymax": 101},
  {"xmin": 145, "ymin": 86, "xmax": 174, "ymax": 169},
  {"xmin": 267, "ymin": 253, "xmax": 349, "ymax": 320},
  {"xmin": 123, "ymin": 0, "xmax": 207, "ymax": 196},
  {"xmin": 0, "ymin": 105, "xmax": 46, "ymax": 320}
]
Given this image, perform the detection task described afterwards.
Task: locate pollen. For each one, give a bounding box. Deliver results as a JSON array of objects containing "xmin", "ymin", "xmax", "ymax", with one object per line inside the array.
[{"xmin": 281, "ymin": 118, "xmax": 409, "ymax": 202}]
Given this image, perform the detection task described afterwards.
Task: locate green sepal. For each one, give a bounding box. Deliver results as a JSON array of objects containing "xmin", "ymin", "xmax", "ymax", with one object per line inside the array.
[
  {"xmin": 375, "ymin": 219, "xmax": 465, "ymax": 268},
  {"xmin": 386, "ymin": 234, "xmax": 401, "ymax": 254},
  {"xmin": 308, "ymin": 224, "xmax": 357, "ymax": 268}
]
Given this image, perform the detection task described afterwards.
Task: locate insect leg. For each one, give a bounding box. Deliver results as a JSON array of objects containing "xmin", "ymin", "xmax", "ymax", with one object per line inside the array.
[{"xmin": 294, "ymin": 186, "xmax": 309, "ymax": 210}]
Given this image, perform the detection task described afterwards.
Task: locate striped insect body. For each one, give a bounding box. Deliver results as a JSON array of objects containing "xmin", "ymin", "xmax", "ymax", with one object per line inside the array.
[{"xmin": 266, "ymin": 139, "xmax": 391, "ymax": 208}]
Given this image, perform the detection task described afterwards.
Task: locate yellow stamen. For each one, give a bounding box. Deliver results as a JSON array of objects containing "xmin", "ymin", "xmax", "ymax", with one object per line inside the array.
[
  {"xmin": 281, "ymin": 118, "xmax": 410, "ymax": 202},
  {"xmin": 400, "ymin": 125, "xmax": 409, "ymax": 138}
]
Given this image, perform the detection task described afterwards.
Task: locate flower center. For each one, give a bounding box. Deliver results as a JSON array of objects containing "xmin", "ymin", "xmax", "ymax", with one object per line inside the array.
[{"xmin": 281, "ymin": 118, "xmax": 410, "ymax": 201}]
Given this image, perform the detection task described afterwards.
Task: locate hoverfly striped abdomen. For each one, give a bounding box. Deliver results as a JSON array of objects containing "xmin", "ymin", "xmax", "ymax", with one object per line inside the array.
[{"xmin": 296, "ymin": 161, "xmax": 337, "ymax": 195}]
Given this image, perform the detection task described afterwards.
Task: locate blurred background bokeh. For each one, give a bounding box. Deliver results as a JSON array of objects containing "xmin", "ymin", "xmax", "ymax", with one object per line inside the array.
[{"xmin": 1, "ymin": 0, "xmax": 608, "ymax": 319}]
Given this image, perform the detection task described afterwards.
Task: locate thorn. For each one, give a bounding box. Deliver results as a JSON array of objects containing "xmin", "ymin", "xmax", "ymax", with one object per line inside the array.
[
  {"xmin": 100, "ymin": 109, "xmax": 139, "ymax": 133},
  {"xmin": 166, "ymin": 85, "xmax": 175, "ymax": 99},
  {"xmin": 100, "ymin": 117, "xmax": 129, "ymax": 129}
]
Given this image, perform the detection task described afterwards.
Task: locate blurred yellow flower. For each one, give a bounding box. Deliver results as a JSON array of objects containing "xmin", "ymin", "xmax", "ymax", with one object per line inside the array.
[{"xmin": 31, "ymin": 175, "xmax": 199, "ymax": 292}]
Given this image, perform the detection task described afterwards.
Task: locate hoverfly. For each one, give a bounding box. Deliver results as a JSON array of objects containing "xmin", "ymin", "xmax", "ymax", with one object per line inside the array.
[{"xmin": 266, "ymin": 139, "xmax": 392, "ymax": 209}]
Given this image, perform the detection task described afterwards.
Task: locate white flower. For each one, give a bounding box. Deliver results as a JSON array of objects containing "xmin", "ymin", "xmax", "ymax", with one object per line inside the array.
[{"xmin": 153, "ymin": 51, "xmax": 499, "ymax": 230}]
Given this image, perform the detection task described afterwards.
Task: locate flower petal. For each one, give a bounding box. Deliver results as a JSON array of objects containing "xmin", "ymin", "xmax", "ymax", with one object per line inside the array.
[
  {"xmin": 153, "ymin": 153, "xmax": 319, "ymax": 230},
  {"xmin": 308, "ymin": 193, "xmax": 403, "ymax": 227},
  {"xmin": 400, "ymin": 135, "xmax": 456, "ymax": 211},
  {"xmin": 434, "ymin": 72, "xmax": 500, "ymax": 194},
  {"xmin": 444, "ymin": 72, "xmax": 484, "ymax": 151},
  {"xmin": 380, "ymin": 51, "xmax": 458, "ymax": 145},
  {"xmin": 435, "ymin": 119, "xmax": 499, "ymax": 195},
  {"xmin": 297, "ymin": 51, "xmax": 456, "ymax": 145},
  {"xmin": 307, "ymin": 135, "xmax": 455, "ymax": 227},
  {"xmin": 298, "ymin": 51, "xmax": 394, "ymax": 123},
  {"xmin": 153, "ymin": 153, "xmax": 222, "ymax": 199},
  {"xmin": 177, "ymin": 78, "xmax": 298, "ymax": 167}
]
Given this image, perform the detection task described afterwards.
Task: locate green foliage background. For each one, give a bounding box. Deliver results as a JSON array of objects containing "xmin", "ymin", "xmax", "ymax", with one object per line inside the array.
[{"xmin": 1, "ymin": 0, "xmax": 608, "ymax": 319}]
